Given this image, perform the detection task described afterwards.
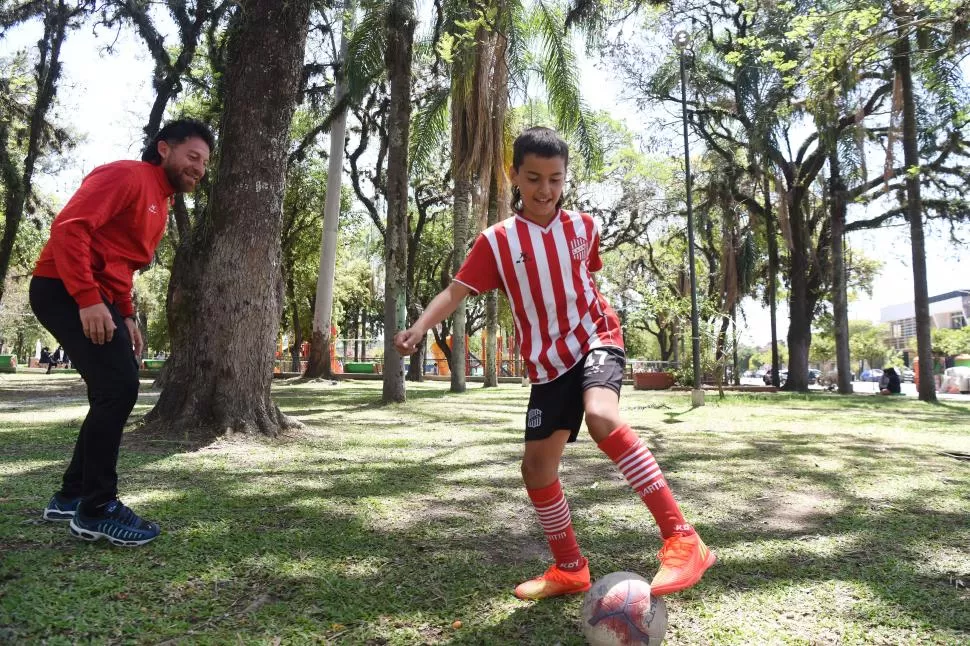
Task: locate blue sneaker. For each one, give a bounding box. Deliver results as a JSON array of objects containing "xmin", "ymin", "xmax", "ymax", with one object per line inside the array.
[
  {"xmin": 69, "ymin": 500, "xmax": 160, "ymax": 547},
  {"xmin": 42, "ymin": 494, "xmax": 81, "ymax": 522}
]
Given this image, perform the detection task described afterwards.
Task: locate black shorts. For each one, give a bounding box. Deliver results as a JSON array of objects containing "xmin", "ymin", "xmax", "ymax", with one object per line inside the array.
[{"xmin": 525, "ymin": 347, "xmax": 625, "ymax": 443}]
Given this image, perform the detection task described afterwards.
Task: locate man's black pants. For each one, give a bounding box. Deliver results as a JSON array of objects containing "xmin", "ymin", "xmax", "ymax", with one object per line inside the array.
[{"xmin": 29, "ymin": 277, "xmax": 139, "ymax": 510}]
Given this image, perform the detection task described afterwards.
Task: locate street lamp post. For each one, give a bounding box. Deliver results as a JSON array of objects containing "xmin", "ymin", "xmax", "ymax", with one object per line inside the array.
[{"xmin": 674, "ymin": 28, "xmax": 704, "ymax": 407}]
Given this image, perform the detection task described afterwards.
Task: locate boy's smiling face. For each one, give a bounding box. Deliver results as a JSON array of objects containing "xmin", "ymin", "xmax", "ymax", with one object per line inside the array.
[{"xmin": 510, "ymin": 153, "xmax": 566, "ymax": 224}]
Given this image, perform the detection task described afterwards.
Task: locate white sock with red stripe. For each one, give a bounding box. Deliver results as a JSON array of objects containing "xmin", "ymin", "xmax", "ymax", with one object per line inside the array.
[
  {"xmin": 527, "ymin": 480, "xmax": 585, "ymax": 571},
  {"xmin": 597, "ymin": 424, "xmax": 694, "ymax": 539}
]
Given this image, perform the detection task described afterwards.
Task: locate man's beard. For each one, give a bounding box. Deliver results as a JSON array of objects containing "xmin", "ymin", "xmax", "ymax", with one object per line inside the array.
[{"xmin": 164, "ymin": 164, "xmax": 194, "ymax": 193}]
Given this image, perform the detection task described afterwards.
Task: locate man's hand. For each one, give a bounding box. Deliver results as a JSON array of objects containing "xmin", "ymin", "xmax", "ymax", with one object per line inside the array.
[
  {"xmin": 394, "ymin": 328, "xmax": 424, "ymax": 356},
  {"xmin": 125, "ymin": 317, "xmax": 143, "ymax": 356},
  {"xmin": 79, "ymin": 303, "xmax": 116, "ymax": 345}
]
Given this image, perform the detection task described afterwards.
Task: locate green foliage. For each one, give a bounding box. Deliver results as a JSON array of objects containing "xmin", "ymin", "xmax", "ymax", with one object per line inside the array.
[
  {"xmin": 810, "ymin": 318, "xmax": 900, "ymax": 368},
  {"xmin": 279, "ymin": 148, "xmax": 358, "ymax": 341},
  {"xmin": 932, "ymin": 325, "xmax": 970, "ymax": 356},
  {"xmin": 809, "ymin": 331, "xmax": 835, "ymax": 365},
  {"xmin": 848, "ymin": 320, "xmax": 895, "ymax": 368},
  {"xmin": 134, "ymin": 264, "xmax": 172, "ymax": 354},
  {"xmin": 529, "ymin": 1, "xmax": 602, "ymax": 171},
  {"xmin": 0, "ymin": 276, "xmax": 54, "ymax": 360},
  {"xmin": 346, "ymin": 3, "xmax": 389, "ymax": 105},
  {"xmin": 750, "ymin": 343, "xmax": 788, "ymax": 370}
]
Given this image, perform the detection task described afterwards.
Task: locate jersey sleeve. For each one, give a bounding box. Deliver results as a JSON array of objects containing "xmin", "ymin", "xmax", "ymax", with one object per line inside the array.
[{"xmin": 454, "ymin": 233, "xmax": 503, "ymax": 295}]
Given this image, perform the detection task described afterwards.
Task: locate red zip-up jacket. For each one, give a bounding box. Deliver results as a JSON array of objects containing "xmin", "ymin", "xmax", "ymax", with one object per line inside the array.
[{"xmin": 33, "ymin": 161, "xmax": 174, "ymax": 318}]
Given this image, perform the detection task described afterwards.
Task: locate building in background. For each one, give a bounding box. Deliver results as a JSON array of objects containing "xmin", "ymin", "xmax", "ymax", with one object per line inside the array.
[{"xmin": 881, "ymin": 289, "xmax": 970, "ymax": 351}]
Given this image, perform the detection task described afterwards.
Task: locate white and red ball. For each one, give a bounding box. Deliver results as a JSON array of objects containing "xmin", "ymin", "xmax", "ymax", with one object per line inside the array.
[{"xmin": 581, "ymin": 571, "xmax": 668, "ymax": 645}]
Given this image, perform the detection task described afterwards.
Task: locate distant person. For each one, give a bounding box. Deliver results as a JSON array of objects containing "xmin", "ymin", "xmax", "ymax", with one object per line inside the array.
[
  {"xmin": 40, "ymin": 346, "xmax": 53, "ymax": 374},
  {"xmin": 880, "ymin": 368, "xmax": 901, "ymax": 395},
  {"xmin": 51, "ymin": 345, "xmax": 65, "ymax": 370},
  {"xmin": 29, "ymin": 119, "xmax": 214, "ymax": 546},
  {"xmin": 395, "ymin": 127, "xmax": 715, "ymax": 601}
]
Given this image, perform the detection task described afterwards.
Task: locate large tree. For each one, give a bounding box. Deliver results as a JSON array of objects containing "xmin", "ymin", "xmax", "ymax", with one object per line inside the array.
[
  {"xmin": 304, "ymin": 1, "xmax": 355, "ymax": 380},
  {"xmin": 141, "ymin": 0, "xmax": 312, "ymax": 439},
  {"xmin": 381, "ymin": 0, "xmax": 415, "ymax": 404},
  {"xmin": 0, "ymin": 0, "xmax": 83, "ymax": 305}
]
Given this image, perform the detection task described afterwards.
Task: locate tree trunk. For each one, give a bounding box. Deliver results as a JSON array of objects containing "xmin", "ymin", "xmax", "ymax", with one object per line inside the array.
[
  {"xmin": 829, "ymin": 149, "xmax": 853, "ymax": 394},
  {"xmin": 784, "ymin": 193, "xmax": 812, "ymax": 392},
  {"xmin": 450, "ymin": 178, "xmax": 471, "ymax": 392},
  {"xmin": 142, "ymin": 0, "xmax": 312, "ymax": 440},
  {"xmin": 305, "ymin": 0, "xmax": 353, "ymax": 380},
  {"xmin": 763, "ymin": 172, "xmax": 781, "ymax": 388},
  {"xmin": 287, "ymin": 273, "xmax": 303, "ymax": 374},
  {"xmin": 482, "ymin": 12, "xmax": 509, "ymax": 388},
  {"xmin": 731, "ymin": 305, "xmax": 741, "ymax": 386},
  {"xmin": 483, "ymin": 173, "xmax": 500, "ymax": 387},
  {"xmin": 893, "ymin": 10, "xmax": 936, "ymax": 403},
  {"xmin": 406, "ymin": 337, "xmax": 424, "ymax": 381},
  {"xmin": 381, "ymin": 0, "xmax": 415, "ymax": 404},
  {"xmin": 0, "ymin": 2, "xmax": 70, "ymax": 303}
]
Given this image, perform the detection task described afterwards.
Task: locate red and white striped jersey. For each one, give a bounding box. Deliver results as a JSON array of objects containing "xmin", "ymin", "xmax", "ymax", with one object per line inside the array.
[{"xmin": 454, "ymin": 209, "xmax": 623, "ymax": 383}]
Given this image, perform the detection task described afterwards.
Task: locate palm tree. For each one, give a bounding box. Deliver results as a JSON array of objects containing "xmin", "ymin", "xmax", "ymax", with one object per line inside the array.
[
  {"xmin": 892, "ymin": 2, "xmax": 935, "ymax": 402},
  {"xmin": 439, "ymin": 0, "xmax": 601, "ymax": 391},
  {"xmin": 305, "ymin": 1, "xmax": 356, "ymax": 380}
]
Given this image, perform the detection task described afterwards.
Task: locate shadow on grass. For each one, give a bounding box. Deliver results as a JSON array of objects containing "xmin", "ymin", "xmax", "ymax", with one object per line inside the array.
[{"xmin": 1, "ymin": 382, "xmax": 968, "ymax": 644}]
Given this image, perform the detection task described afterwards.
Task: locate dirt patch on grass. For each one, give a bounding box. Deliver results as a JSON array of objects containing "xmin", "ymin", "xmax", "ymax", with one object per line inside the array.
[{"xmin": 760, "ymin": 490, "xmax": 835, "ymax": 532}]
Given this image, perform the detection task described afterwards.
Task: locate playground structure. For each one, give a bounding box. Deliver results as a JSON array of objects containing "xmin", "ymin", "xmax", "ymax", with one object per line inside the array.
[
  {"xmin": 269, "ymin": 332, "xmax": 527, "ymax": 377},
  {"xmin": 266, "ymin": 332, "xmax": 682, "ymax": 380},
  {"xmin": 426, "ymin": 334, "xmax": 525, "ymax": 378},
  {"xmin": 273, "ymin": 335, "xmax": 366, "ymax": 375}
]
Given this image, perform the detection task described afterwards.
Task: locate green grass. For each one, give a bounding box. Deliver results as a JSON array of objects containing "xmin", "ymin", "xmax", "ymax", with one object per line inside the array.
[{"xmin": 1, "ymin": 373, "xmax": 969, "ymax": 644}]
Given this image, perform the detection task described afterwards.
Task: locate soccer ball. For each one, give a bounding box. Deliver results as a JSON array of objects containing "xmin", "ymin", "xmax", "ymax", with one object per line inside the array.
[{"xmin": 581, "ymin": 571, "xmax": 668, "ymax": 645}]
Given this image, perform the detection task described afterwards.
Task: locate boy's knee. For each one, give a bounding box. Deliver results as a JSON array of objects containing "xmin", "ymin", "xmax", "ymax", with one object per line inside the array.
[
  {"xmin": 584, "ymin": 406, "xmax": 621, "ymax": 438},
  {"xmin": 521, "ymin": 453, "xmax": 557, "ymax": 485}
]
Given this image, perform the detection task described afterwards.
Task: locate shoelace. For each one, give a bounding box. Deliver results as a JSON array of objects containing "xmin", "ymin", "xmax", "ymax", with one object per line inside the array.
[
  {"xmin": 657, "ymin": 538, "xmax": 694, "ymax": 567},
  {"xmin": 107, "ymin": 500, "xmax": 140, "ymax": 527}
]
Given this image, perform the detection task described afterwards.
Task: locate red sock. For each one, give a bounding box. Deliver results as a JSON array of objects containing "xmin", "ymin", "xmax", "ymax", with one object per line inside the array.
[
  {"xmin": 598, "ymin": 424, "xmax": 694, "ymax": 539},
  {"xmin": 527, "ymin": 480, "xmax": 585, "ymax": 571}
]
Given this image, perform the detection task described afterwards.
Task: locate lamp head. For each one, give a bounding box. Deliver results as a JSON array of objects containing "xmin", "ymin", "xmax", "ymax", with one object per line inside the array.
[{"xmin": 673, "ymin": 27, "xmax": 690, "ymax": 50}]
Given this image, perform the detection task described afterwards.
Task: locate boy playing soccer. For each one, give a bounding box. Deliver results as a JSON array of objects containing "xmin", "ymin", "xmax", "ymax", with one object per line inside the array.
[{"xmin": 394, "ymin": 127, "xmax": 715, "ymax": 599}]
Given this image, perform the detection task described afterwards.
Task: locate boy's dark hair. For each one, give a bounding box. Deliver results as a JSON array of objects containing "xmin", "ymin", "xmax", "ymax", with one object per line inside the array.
[
  {"xmin": 510, "ymin": 127, "xmax": 569, "ymax": 213},
  {"xmin": 141, "ymin": 119, "xmax": 215, "ymax": 164},
  {"xmin": 511, "ymin": 126, "xmax": 569, "ymax": 170}
]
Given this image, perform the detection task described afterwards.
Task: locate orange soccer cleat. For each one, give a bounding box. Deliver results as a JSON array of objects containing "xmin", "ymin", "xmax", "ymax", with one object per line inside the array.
[
  {"xmin": 650, "ymin": 533, "xmax": 717, "ymax": 596},
  {"xmin": 514, "ymin": 560, "xmax": 591, "ymax": 600}
]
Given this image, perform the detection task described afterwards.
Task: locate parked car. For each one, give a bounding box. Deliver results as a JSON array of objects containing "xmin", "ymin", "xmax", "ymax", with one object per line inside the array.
[
  {"xmin": 820, "ymin": 370, "xmax": 857, "ymax": 389},
  {"xmin": 941, "ymin": 366, "xmax": 970, "ymax": 394},
  {"xmin": 860, "ymin": 368, "xmax": 884, "ymax": 382},
  {"xmin": 763, "ymin": 369, "xmax": 788, "ymax": 386},
  {"xmin": 808, "ymin": 368, "xmax": 821, "ymax": 385}
]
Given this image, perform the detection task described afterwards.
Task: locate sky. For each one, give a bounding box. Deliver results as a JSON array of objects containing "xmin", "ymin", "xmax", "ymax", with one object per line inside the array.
[{"xmin": 3, "ymin": 7, "xmax": 968, "ymax": 348}]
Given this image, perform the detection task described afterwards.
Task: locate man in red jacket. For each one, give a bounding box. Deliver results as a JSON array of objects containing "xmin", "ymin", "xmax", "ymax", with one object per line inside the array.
[{"xmin": 30, "ymin": 119, "xmax": 213, "ymax": 546}]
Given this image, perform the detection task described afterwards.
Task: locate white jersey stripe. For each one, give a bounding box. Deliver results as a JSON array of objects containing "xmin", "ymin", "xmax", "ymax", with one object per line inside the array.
[
  {"xmin": 504, "ymin": 219, "xmax": 548, "ymax": 382},
  {"xmin": 527, "ymin": 225, "xmax": 572, "ymax": 377},
  {"xmin": 484, "ymin": 229, "xmax": 527, "ymax": 352}
]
